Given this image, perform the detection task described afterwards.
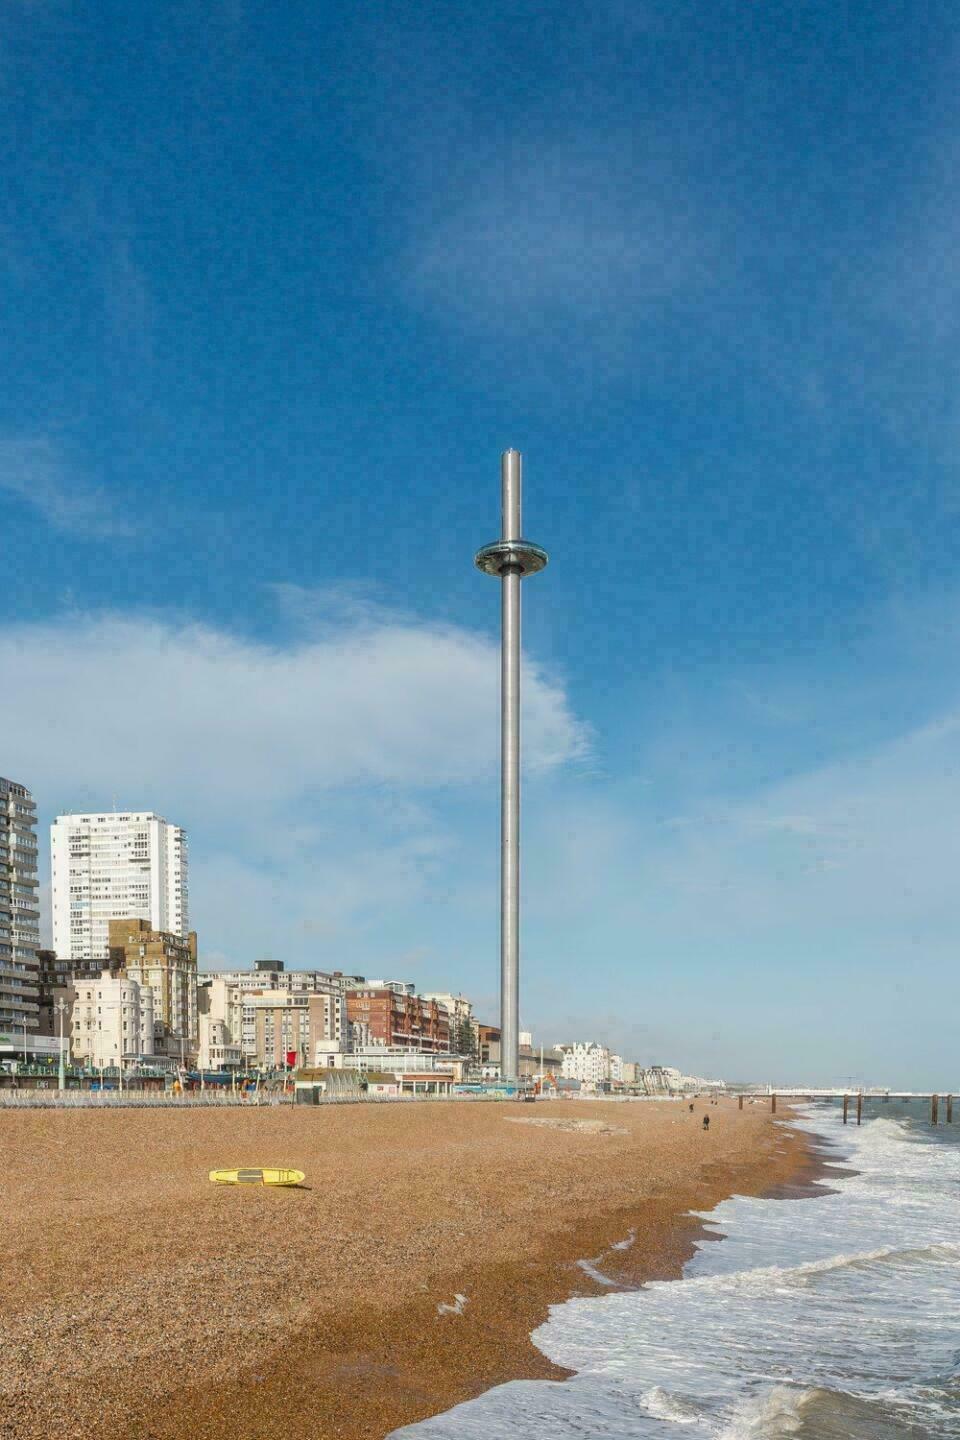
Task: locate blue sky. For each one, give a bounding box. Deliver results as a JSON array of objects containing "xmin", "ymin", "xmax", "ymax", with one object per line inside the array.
[{"xmin": 3, "ymin": 0, "xmax": 960, "ymax": 1086}]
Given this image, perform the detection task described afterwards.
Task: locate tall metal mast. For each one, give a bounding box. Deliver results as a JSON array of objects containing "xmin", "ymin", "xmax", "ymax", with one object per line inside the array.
[{"xmin": 475, "ymin": 450, "xmax": 548, "ymax": 1083}]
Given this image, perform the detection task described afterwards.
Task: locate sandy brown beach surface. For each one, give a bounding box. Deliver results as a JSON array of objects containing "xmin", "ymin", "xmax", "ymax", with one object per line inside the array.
[{"xmin": 0, "ymin": 1097, "xmax": 813, "ymax": 1439}]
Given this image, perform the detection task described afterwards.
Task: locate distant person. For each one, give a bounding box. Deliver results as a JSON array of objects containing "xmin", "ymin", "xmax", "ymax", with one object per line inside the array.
[
  {"xmin": 689, "ymin": 1103, "xmax": 694, "ymax": 1112},
  {"xmin": 702, "ymin": 1115, "xmax": 710, "ymax": 1131}
]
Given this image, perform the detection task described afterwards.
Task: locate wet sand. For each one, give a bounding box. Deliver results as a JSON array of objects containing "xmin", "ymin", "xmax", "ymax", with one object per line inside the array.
[{"xmin": 0, "ymin": 1096, "xmax": 813, "ymax": 1439}]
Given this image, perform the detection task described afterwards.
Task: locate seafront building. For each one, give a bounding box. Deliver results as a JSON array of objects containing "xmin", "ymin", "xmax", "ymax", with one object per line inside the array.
[
  {"xmin": 346, "ymin": 984, "xmax": 450, "ymax": 1052},
  {"xmin": 553, "ymin": 1047, "xmax": 721, "ymax": 1094},
  {"xmin": 108, "ymin": 918, "xmax": 198, "ymax": 1052},
  {"xmin": 252, "ymin": 991, "xmax": 346, "ymax": 1068},
  {"xmin": 35, "ymin": 950, "xmax": 104, "ymax": 1044},
  {"xmin": 197, "ymin": 960, "xmax": 359, "ymax": 1063},
  {"xmin": 294, "ymin": 1049, "xmax": 461, "ymax": 1098},
  {"xmin": 197, "ymin": 1014, "xmax": 243, "ymax": 1071},
  {"xmin": 0, "ymin": 777, "xmax": 42, "ymax": 1058},
  {"xmin": 422, "ymin": 992, "xmax": 475, "ymax": 1055},
  {"xmin": 475, "ymin": 1023, "xmax": 564, "ymax": 1080},
  {"xmin": 558, "ymin": 1041, "xmax": 614, "ymax": 1087},
  {"xmin": 210, "ymin": 958, "xmax": 365, "ymax": 999},
  {"xmin": 51, "ymin": 811, "xmax": 188, "ymax": 961},
  {"xmin": 194, "ymin": 964, "xmax": 463, "ymax": 1068},
  {"xmin": 71, "ymin": 969, "xmax": 155, "ymax": 1068},
  {"xmin": 636, "ymin": 1065, "xmax": 726, "ymax": 1094}
]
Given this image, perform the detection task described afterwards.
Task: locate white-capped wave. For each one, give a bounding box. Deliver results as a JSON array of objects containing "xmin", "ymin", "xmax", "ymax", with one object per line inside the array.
[
  {"xmin": 717, "ymin": 1384, "xmax": 812, "ymax": 1438},
  {"xmin": 391, "ymin": 1107, "xmax": 960, "ymax": 1438},
  {"xmin": 642, "ymin": 1386, "xmax": 710, "ymax": 1426}
]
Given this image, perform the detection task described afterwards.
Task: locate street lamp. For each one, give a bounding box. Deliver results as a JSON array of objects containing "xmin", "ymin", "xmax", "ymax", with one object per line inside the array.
[{"xmin": 56, "ymin": 997, "xmax": 68, "ymax": 1092}]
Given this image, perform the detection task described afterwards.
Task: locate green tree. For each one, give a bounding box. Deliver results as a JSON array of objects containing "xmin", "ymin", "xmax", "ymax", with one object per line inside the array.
[{"xmin": 457, "ymin": 1017, "xmax": 476, "ymax": 1058}]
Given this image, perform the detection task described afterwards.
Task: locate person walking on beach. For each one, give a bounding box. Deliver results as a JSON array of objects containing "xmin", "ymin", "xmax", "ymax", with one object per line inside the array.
[{"xmin": 702, "ymin": 1115, "xmax": 710, "ymax": 1131}]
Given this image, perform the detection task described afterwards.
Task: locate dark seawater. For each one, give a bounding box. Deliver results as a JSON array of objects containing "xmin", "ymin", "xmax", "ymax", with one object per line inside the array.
[{"xmin": 392, "ymin": 1100, "xmax": 960, "ymax": 1438}]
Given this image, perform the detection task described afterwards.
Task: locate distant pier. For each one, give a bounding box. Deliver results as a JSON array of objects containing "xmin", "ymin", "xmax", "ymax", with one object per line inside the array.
[{"xmin": 735, "ymin": 1088, "xmax": 954, "ymax": 1128}]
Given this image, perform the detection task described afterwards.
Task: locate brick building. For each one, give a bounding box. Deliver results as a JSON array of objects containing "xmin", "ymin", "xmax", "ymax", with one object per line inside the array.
[{"xmin": 346, "ymin": 986, "xmax": 450, "ymax": 1052}]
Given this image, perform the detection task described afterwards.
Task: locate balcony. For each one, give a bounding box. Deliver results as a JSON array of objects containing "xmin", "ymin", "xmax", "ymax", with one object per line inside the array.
[
  {"xmin": 0, "ymin": 959, "xmax": 38, "ymax": 979},
  {"xmin": 0, "ymin": 978, "xmax": 39, "ymax": 1002},
  {"xmin": 0, "ymin": 992, "xmax": 39, "ymax": 1011}
]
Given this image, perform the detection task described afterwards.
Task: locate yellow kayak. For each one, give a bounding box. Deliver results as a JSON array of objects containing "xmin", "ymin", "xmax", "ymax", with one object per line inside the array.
[{"xmin": 209, "ymin": 1168, "xmax": 305, "ymax": 1187}]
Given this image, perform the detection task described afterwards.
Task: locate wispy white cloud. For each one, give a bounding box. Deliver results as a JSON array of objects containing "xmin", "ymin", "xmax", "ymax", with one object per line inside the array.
[
  {"xmin": 0, "ymin": 436, "xmax": 133, "ymax": 538},
  {"xmin": 1, "ymin": 607, "xmax": 586, "ymax": 808},
  {"xmin": 404, "ymin": 129, "xmax": 724, "ymax": 332},
  {"xmin": 266, "ymin": 581, "xmax": 410, "ymax": 634},
  {"xmin": 525, "ymin": 684, "xmax": 960, "ymax": 970},
  {"xmin": 516, "ymin": 697, "xmax": 960, "ymax": 1084},
  {"xmin": 5, "ymin": 603, "xmax": 587, "ymax": 964}
]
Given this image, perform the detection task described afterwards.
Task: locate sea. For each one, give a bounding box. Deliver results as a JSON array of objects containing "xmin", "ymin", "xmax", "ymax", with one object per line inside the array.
[{"xmin": 392, "ymin": 1100, "xmax": 960, "ymax": 1439}]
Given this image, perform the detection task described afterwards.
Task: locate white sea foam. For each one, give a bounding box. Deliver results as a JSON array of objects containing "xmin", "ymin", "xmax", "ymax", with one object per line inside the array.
[
  {"xmin": 717, "ymin": 1384, "xmax": 812, "ymax": 1438},
  {"xmin": 391, "ymin": 1105, "xmax": 960, "ymax": 1438},
  {"xmin": 643, "ymin": 1386, "xmax": 710, "ymax": 1426},
  {"xmin": 576, "ymin": 1257, "xmax": 619, "ymax": 1286}
]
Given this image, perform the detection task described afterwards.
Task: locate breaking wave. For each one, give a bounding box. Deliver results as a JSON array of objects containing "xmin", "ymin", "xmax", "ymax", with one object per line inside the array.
[{"xmin": 391, "ymin": 1102, "xmax": 960, "ymax": 1437}]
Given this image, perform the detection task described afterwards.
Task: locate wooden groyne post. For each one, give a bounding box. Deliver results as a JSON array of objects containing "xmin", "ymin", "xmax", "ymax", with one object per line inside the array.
[
  {"xmin": 931, "ymin": 1094, "xmax": 939, "ymax": 1125},
  {"xmin": 842, "ymin": 1094, "xmax": 848, "ymax": 1124},
  {"xmin": 771, "ymin": 1094, "xmax": 777, "ymax": 1113},
  {"xmin": 856, "ymin": 1093, "xmax": 862, "ymax": 1126},
  {"xmin": 947, "ymin": 1095, "xmax": 954, "ymax": 1124},
  {"xmin": 738, "ymin": 1095, "xmax": 743, "ymax": 1110}
]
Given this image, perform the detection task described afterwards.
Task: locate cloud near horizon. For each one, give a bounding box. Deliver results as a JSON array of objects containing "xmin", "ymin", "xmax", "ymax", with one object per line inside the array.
[
  {"xmin": 4, "ymin": 602, "xmax": 587, "ymax": 964},
  {"xmin": 526, "ymin": 691, "xmax": 960, "ymax": 966},
  {"xmin": 7, "ymin": 595, "xmax": 960, "ymax": 1086},
  {"xmin": 2, "ymin": 605, "xmax": 588, "ymax": 817}
]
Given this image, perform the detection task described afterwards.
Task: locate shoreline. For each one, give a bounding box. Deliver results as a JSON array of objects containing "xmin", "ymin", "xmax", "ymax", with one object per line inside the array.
[{"xmin": 0, "ymin": 1098, "xmax": 817, "ymax": 1440}]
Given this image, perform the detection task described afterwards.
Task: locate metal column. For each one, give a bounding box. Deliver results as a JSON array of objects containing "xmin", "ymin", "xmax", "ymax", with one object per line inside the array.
[
  {"xmin": 500, "ymin": 451, "xmax": 521, "ymax": 1083},
  {"xmin": 476, "ymin": 451, "xmax": 548, "ymax": 1084}
]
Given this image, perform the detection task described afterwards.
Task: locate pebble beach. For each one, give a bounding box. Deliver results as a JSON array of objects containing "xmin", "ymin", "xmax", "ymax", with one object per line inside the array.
[{"xmin": 0, "ymin": 1097, "xmax": 811, "ymax": 1439}]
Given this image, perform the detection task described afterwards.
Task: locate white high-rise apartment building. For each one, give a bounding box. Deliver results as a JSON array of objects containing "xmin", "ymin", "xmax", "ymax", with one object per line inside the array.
[{"xmin": 51, "ymin": 812, "xmax": 188, "ymax": 961}]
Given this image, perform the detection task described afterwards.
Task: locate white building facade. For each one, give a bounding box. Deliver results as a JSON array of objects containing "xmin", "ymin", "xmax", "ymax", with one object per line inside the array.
[
  {"xmin": 558, "ymin": 1041, "xmax": 612, "ymax": 1087},
  {"xmin": 51, "ymin": 812, "xmax": 188, "ymax": 961},
  {"xmin": 71, "ymin": 970, "xmax": 155, "ymax": 1068},
  {"xmin": 197, "ymin": 1013, "xmax": 243, "ymax": 1070}
]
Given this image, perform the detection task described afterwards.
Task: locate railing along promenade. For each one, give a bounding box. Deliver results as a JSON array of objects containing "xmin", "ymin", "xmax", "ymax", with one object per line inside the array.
[{"xmin": 0, "ymin": 1088, "xmax": 432, "ymax": 1109}]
